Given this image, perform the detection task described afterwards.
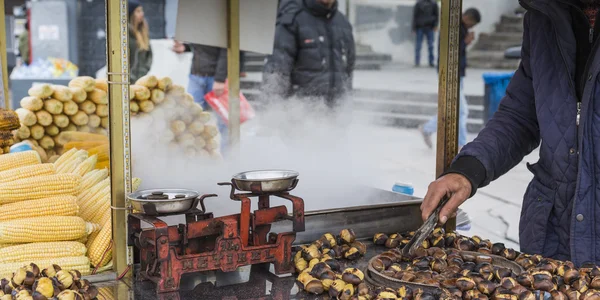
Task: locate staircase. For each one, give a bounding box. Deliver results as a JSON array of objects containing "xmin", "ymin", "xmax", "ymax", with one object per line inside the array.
[{"xmin": 468, "ymin": 12, "xmax": 524, "ymax": 70}]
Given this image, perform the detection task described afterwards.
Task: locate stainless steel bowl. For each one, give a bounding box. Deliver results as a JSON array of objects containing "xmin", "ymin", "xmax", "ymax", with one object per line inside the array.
[
  {"xmin": 231, "ymin": 170, "xmax": 299, "ymax": 193},
  {"xmin": 127, "ymin": 188, "xmax": 200, "ymax": 214}
]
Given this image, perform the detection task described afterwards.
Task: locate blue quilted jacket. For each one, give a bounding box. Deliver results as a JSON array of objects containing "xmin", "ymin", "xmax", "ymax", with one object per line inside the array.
[{"xmin": 457, "ymin": 0, "xmax": 599, "ymax": 266}]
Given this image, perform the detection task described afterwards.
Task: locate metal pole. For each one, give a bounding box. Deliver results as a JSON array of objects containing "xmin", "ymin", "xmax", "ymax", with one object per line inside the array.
[
  {"xmin": 437, "ymin": 0, "xmax": 462, "ymax": 231},
  {"xmin": 227, "ymin": 0, "xmax": 241, "ymax": 151},
  {"xmin": 0, "ymin": 0, "xmax": 9, "ymax": 109},
  {"xmin": 106, "ymin": 0, "xmax": 132, "ymax": 278}
]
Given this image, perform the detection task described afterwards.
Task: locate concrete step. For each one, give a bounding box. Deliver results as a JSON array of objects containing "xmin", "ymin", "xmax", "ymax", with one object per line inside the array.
[
  {"xmin": 477, "ymin": 32, "xmax": 523, "ymax": 43},
  {"xmin": 352, "ymin": 97, "xmax": 484, "ymax": 120},
  {"xmin": 474, "ymin": 39, "xmax": 522, "ymax": 51},
  {"xmin": 244, "ymin": 61, "xmax": 382, "ymax": 72},
  {"xmin": 244, "ymin": 52, "xmax": 393, "ymax": 63},
  {"xmin": 468, "ymin": 50, "xmax": 520, "ymax": 70},
  {"xmin": 496, "ymin": 22, "xmax": 523, "ymax": 33},
  {"xmin": 354, "ymin": 111, "xmax": 484, "ymax": 133},
  {"xmin": 500, "ymin": 14, "xmax": 524, "ymax": 25}
]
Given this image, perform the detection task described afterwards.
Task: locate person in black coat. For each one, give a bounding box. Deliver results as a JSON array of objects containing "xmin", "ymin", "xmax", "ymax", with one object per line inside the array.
[
  {"xmin": 412, "ymin": 0, "xmax": 439, "ymax": 67},
  {"xmin": 262, "ymin": 0, "xmax": 356, "ymax": 108}
]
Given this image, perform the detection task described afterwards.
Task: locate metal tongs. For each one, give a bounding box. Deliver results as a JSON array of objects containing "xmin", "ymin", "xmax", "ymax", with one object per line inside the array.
[{"xmin": 401, "ymin": 196, "xmax": 450, "ymax": 257}]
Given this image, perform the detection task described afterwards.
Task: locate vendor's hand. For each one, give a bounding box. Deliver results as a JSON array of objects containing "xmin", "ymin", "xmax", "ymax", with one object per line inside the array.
[
  {"xmin": 172, "ymin": 40, "xmax": 185, "ymax": 54},
  {"xmin": 213, "ymin": 81, "xmax": 226, "ymax": 97},
  {"xmin": 421, "ymin": 173, "xmax": 472, "ymax": 224},
  {"xmin": 465, "ymin": 32, "xmax": 475, "ymax": 45},
  {"xmin": 433, "ymin": 27, "xmax": 438, "ymax": 32}
]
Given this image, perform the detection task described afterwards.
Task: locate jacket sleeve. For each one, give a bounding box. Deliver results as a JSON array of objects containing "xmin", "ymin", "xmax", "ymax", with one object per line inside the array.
[
  {"xmin": 214, "ymin": 48, "xmax": 228, "ymax": 83},
  {"xmin": 262, "ymin": 22, "xmax": 297, "ymax": 98},
  {"xmin": 446, "ymin": 12, "xmax": 540, "ymax": 195}
]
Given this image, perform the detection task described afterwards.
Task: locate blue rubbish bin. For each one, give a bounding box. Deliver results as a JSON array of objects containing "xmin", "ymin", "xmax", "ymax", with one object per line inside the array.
[{"xmin": 482, "ymin": 72, "xmax": 514, "ymax": 123}]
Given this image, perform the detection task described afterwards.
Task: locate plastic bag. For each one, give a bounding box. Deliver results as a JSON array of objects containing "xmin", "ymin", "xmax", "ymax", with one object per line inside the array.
[{"xmin": 204, "ymin": 82, "xmax": 255, "ymax": 125}]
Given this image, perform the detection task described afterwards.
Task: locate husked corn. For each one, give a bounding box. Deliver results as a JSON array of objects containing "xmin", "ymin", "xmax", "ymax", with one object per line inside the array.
[
  {"xmin": 0, "ymin": 216, "xmax": 93, "ymax": 243},
  {"xmin": 0, "ymin": 195, "xmax": 78, "ymax": 222},
  {"xmin": 0, "ymin": 256, "xmax": 91, "ymax": 279},
  {"xmin": 64, "ymin": 141, "xmax": 107, "ymax": 151},
  {"xmin": 0, "ymin": 151, "xmax": 41, "ymax": 172},
  {"xmin": 0, "ymin": 163, "xmax": 55, "ymax": 184},
  {"xmin": 80, "ymin": 186, "xmax": 110, "ymax": 222},
  {"xmin": 71, "ymin": 154, "xmax": 97, "ymax": 177},
  {"xmin": 88, "ymin": 144, "xmax": 109, "ymax": 162},
  {"xmin": 0, "ymin": 241, "xmax": 87, "ymax": 263},
  {"xmin": 0, "ymin": 173, "xmax": 80, "ymax": 205},
  {"xmin": 79, "ymin": 169, "xmax": 108, "ymax": 192},
  {"xmin": 53, "ymin": 148, "xmax": 77, "ymax": 168},
  {"xmin": 77, "ymin": 178, "xmax": 109, "ymax": 208},
  {"xmin": 87, "ymin": 220, "xmax": 112, "ymax": 268}
]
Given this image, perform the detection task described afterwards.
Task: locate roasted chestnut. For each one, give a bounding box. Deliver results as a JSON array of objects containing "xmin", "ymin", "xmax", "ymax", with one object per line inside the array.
[
  {"xmin": 550, "ymin": 290, "xmax": 568, "ymax": 300},
  {"xmin": 304, "ymin": 279, "xmax": 324, "ymax": 294},
  {"xmin": 462, "ymin": 289, "xmax": 485, "ymax": 300},
  {"xmin": 517, "ymin": 290, "xmax": 535, "ymax": 300},
  {"xmin": 479, "ymin": 239, "xmax": 493, "ymax": 249},
  {"xmin": 341, "ymin": 268, "xmax": 364, "ymax": 285},
  {"xmin": 455, "ymin": 238, "xmax": 476, "ymax": 251},
  {"xmin": 509, "ymin": 285, "xmax": 528, "ymax": 296},
  {"xmin": 344, "ymin": 247, "xmax": 362, "ymax": 260},
  {"xmin": 372, "ymin": 258, "xmax": 386, "ymax": 272},
  {"xmin": 340, "ymin": 229, "xmax": 357, "ymax": 245},
  {"xmin": 385, "ymin": 237, "xmax": 400, "ymax": 249},
  {"xmin": 565, "ymin": 288, "xmax": 581, "ymax": 300},
  {"xmin": 340, "ymin": 284, "xmax": 355, "ymax": 300},
  {"xmin": 516, "ymin": 273, "xmax": 533, "ymax": 288},
  {"xmin": 530, "ymin": 254, "xmax": 543, "ymax": 264},
  {"xmin": 533, "ymin": 277, "xmax": 555, "ymax": 292},
  {"xmin": 445, "ymin": 232, "xmax": 457, "ymax": 247},
  {"xmin": 42, "ymin": 265, "xmax": 61, "ymax": 278},
  {"xmin": 500, "ymin": 277, "xmax": 518, "ymax": 290},
  {"xmin": 476, "ymin": 255, "xmax": 493, "ymax": 265},
  {"xmin": 431, "ymin": 258, "xmax": 448, "ymax": 273},
  {"xmin": 12, "ymin": 268, "xmax": 27, "ymax": 286},
  {"xmin": 456, "ymin": 277, "xmax": 476, "ymax": 291},
  {"xmin": 476, "ymin": 280, "xmax": 497, "ymax": 295},
  {"xmin": 430, "ymin": 235, "xmax": 445, "ymax": 248},
  {"xmin": 329, "ymin": 279, "xmax": 346, "ymax": 298},
  {"xmin": 563, "ymin": 268, "xmax": 580, "ymax": 285},
  {"xmin": 302, "ymin": 245, "xmax": 322, "ymax": 261},
  {"xmin": 376, "ymin": 291, "xmax": 398, "ymax": 299},
  {"xmin": 501, "ymin": 248, "xmax": 517, "ymax": 260},
  {"xmin": 478, "ymin": 247, "xmax": 492, "ymax": 255},
  {"xmin": 321, "ymin": 278, "xmax": 334, "ymax": 292},
  {"xmin": 471, "ymin": 235, "xmax": 482, "ymax": 244},
  {"xmin": 414, "ymin": 291, "xmax": 436, "ymax": 300},
  {"xmin": 590, "ymin": 276, "xmax": 600, "ymax": 290},
  {"xmin": 494, "ymin": 267, "xmax": 512, "ymax": 281},
  {"xmin": 389, "ymin": 264, "xmax": 403, "ymax": 273},
  {"xmin": 32, "ymin": 278, "xmax": 53, "ymax": 299},
  {"xmin": 536, "ymin": 259, "xmax": 558, "ymax": 273},
  {"xmin": 570, "ymin": 277, "xmax": 588, "ymax": 294},
  {"xmin": 396, "ymin": 285, "xmax": 413, "ymax": 299},
  {"xmin": 373, "ymin": 233, "xmax": 389, "ymax": 245},
  {"xmin": 321, "ymin": 258, "xmax": 341, "ymax": 271}
]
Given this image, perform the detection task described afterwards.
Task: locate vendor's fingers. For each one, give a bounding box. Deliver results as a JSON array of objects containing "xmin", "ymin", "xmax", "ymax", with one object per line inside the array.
[
  {"xmin": 439, "ymin": 188, "xmax": 470, "ymax": 224},
  {"xmin": 421, "ymin": 182, "xmax": 448, "ymax": 221}
]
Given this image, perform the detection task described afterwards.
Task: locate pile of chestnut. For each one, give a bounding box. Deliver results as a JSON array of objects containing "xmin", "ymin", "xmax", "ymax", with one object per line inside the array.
[{"xmin": 371, "ymin": 228, "xmax": 600, "ymax": 299}]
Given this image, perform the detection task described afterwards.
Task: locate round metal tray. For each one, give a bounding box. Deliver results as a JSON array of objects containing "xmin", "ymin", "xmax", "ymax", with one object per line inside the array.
[
  {"xmin": 127, "ymin": 188, "xmax": 200, "ymax": 214},
  {"xmin": 231, "ymin": 170, "xmax": 299, "ymax": 193}
]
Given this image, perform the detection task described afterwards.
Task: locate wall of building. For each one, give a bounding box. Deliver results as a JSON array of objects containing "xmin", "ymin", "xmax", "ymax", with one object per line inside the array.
[{"xmin": 348, "ymin": 0, "xmax": 518, "ymax": 63}]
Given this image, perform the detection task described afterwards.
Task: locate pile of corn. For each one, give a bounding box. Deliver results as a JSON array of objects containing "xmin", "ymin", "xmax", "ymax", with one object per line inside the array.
[
  {"xmin": 131, "ymin": 75, "xmax": 222, "ymax": 159},
  {"xmin": 0, "ymin": 151, "xmax": 96, "ymax": 277},
  {"xmin": 55, "ymin": 132, "xmax": 109, "ymax": 170},
  {"xmin": 0, "ymin": 109, "xmax": 20, "ymax": 155},
  {"xmin": 12, "ymin": 77, "xmax": 109, "ymax": 162}
]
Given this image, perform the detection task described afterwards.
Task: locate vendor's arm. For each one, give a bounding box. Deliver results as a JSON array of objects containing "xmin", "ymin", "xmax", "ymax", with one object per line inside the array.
[{"xmin": 422, "ymin": 12, "xmax": 540, "ymax": 223}]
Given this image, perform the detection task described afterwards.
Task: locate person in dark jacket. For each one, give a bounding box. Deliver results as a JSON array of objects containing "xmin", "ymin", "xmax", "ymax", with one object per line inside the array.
[
  {"xmin": 128, "ymin": 0, "xmax": 153, "ymax": 83},
  {"xmin": 412, "ymin": 0, "xmax": 439, "ymax": 67},
  {"xmin": 262, "ymin": 0, "xmax": 356, "ymax": 108},
  {"xmin": 419, "ymin": 8, "xmax": 481, "ymax": 149},
  {"xmin": 421, "ymin": 0, "xmax": 600, "ymax": 266}
]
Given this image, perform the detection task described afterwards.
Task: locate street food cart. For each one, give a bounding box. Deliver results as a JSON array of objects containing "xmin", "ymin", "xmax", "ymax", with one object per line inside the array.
[{"xmin": 0, "ymin": 0, "xmax": 556, "ymax": 299}]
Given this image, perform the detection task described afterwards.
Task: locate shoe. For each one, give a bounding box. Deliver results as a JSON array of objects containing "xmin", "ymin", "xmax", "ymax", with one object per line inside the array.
[{"xmin": 419, "ymin": 125, "xmax": 433, "ymax": 149}]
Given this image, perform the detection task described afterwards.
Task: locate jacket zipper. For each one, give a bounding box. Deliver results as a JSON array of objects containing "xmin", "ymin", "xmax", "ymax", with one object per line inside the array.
[{"xmin": 325, "ymin": 17, "xmax": 335, "ymax": 103}]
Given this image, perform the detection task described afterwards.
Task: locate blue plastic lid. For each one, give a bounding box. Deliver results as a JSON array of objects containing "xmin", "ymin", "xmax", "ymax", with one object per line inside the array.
[{"xmin": 482, "ymin": 72, "xmax": 515, "ymax": 84}]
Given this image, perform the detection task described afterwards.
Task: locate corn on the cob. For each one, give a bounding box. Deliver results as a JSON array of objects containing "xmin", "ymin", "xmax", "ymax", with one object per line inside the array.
[
  {"xmin": 51, "ymin": 85, "xmax": 73, "ymax": 102},
  {"xmin": 151, "ymin": 89, "xmax": 165, "ymax": 104},
  {"xmin": 95, "ymin": 79, "xmax": 108, "ymax": 92},
  {"xmin": 88, "ymin": 88, "xmax": 108, "ymax": 105},
  {"xmin": 130, "ymin": 101, "xmax": 140, "ymax": 113},
  {"xmin": 15, "ymin": 125, "xmax": 30, "ymax": 140},
  {"xmin": 72, "ymin": 154, "xmax": 97, "ymax": 177},
  {"xmin": 15, "ymin": 108, "xmax": 36, "ymax": 126},
  {"xmin": 132, "ymin": 177, "xmax": 142, "ymax": 192},
  {"xmin": 69, "ymin": 87, "xmax": 87, "ymax": 103},
  {"xmin": 35, "ymin": 110, "xmax": 52, "ymax": 126},
  {"xmin": 0, "ymin": 163, "xmax": 55, "ymax": 184},
  {"xmin": 139, "ymin": 100, "xmax": 154, "ymax": 113},
  {"xmin": 0, "ymin": 256, "xmax": 91, "ymax": 279},
  {"xmin": 32, "ymin": 146, "xmax": 48, "ymax": 163},
  {"xmin": 0, "ymin": 196, "xmax": 78, "ymax": 222},
  {"xmin": 0, "ymin": 216, "xmax": 93, "ymax": 243},
  {"xmin": 0, "ymin": 110, "xmax": 20, "ymax": 132},
  {"xmin": 70, "ymin": 111, "xmax": 89, "ymax": 126},
  {"xmin": 100, "ymin": 117, "xmax": 109, "ymax": 129},
  {"xmin": 87, "ymin": 220, "xmax": 112, "ymax": 268},
  {"xmin": 96, "ymin": 104, "xmax": 108, "ymax": 117},
  {"xmin": 88, "ymin": 144, "xmax": 109, "ymax": 162},
  {"xmin": 64, "ymin": 141, "xmax": 107, "ymax": 151},
  {"xmin": 53, "ymin": 148, "xmax": 77, "ymax": 168},
  {"xmin": 57, "ymin": 151, "xmax": 88, "ymax": 174},
  {"xmin": 57, "ymin": 131, "xmax": 108, "ymax": 145},
  {"xmin": 78, "ymin": 125, "xmax": 91, "ymax": 133},
  {"xmin": 0, "ymin": 131, "xmax": 14, "ymax": 148},
  {"xmin": 0, "ymin": 151, "xmax": 40, "ymax": 172},
  {"xmin": 45, "ymin": 125, "xmax": 60, "ymax": 137},
  {"xmin": 20, "ymin": 96, "xmax": 43, "ymax": 111},
  {"xmin": 95, "ymin": 160, "xmax": 109, "ymax": 170},
  {"xmin": 78, "ymin": 100, "xmax": 96, "ymax": 115},
  {"xmin": 30, "ymin": 124, "xmax": 45, "ymax": 140},
  {"xmin": 97, "ymin": 286, "xmax": 115, "ymax": 300},
  {"xmin": 77, "ymin": 177, "xmax": 109, "ymax": 207},
  {"xmin": 131, "ymin": 85, "xmax": 150, "ymax": 100},
  {"xmin": 43, "ymin": 99, "xmax": 63, "ymax": 115},
  {"xmin": 0, "ymin": 173, "xmax": 79, "ymax": 205},
  {"xmin": 157, "ymin": 77, "xmax": 173, "ymax": 91},
  {"xmin": 88, "ymin": 114, "xmax": 101, "ymax": 128},
  {"xmin": 79, "ymin": 169, "xmax": 108, "ymax": 192},
  {"xmin": 135, "ymin": 75, "xmax": 158, "ymax": 88},
  {"xmin": 0, "ymin": 241, "xmax": 86, "ymax": 263},
  {"xmin": 28, "ymin": 84, "xmax": 53, "ymax": 98},
  {"xmin": 39, "ymin": 135, "xmax": 55, "ymax": 150},
  {"xmin": 80, "ymin": 186, "xmax": 110, "ymax": 222},
  {"xmin": 62, "ymin": 100, "xmax": 79, "ymax": 116},
  {"xmin": 48, "ymin": 155, "xmax": 60, "ymax": 163},
  {"xmin": 68, "ymin": 76, "xmax": 95, "ymax": 92}
]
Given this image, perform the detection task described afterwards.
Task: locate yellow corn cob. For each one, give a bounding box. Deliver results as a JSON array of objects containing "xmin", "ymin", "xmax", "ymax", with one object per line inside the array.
[
  {"xmin": 68, "ymin": 76, "xmax": 95, "ymax": 92},
  {"xmin": 28, "ymin": 84, "xmax": 53, "ymax": 98},
  {"xmin": 97, "ymin": 286, "xmax": 115, "ymax": 300},
  {"xmin": 88, "ymin": 88, "xmax": 108, "ymax": 105},
  {"xmin": 0, "ymin": 216, "xmax": 93, "ymax": 243},
  {"xmin": 0, "ymin": 196, "xmax": 78, "ymax": 222},
  {"xmin": 64, "ymin": 141, "xmax": 107, "ymax": 151},
  {"xmin": 0, "ymin": 110, "xmax": 20, "ymax": 131},
  {"xmin": 88, "ymin": 193, "xmax": 110, "ymax": 225},
  {"xmin": 77, "ymin": 178, "xmax": 110, "ymax": 208},
  {"xmin": 0, "ymin": 173, "xmax": 80, "ymax": 205},
  {"xmin": 56, "ymin": 132, "xmax": 108, "ymax": 147},
  {"xmin": 71, "ymin": 154, "xmax": 97, "ymax": 177},
  {"xmin": 56, "ymin": 150, "xmax": 88, "ymax": 173},
  {"xmin": 96, "ymin": 160, "xmax": 109, "ymax": 170},
  {"xmin": 95, "ymin": 79, "xmax": 108, "ymax": 92},
  {"xmin": 20, "ymin": 96, "xmax": 44, "ymax": 112},
  {"xmin": 79, "ymin": 169, "xmax": 109, "ymax": 192},
  {"xmin": 51, "ymin": 85, "xmax": 73, "ymax": 102},
  {"xmin": 0, "ymin": 241, "xmax": 87, "ymax": 263},
  {"xmin": 88, "ymin": 144, "xmax": 109, "ymax": 161},
  {"xmin": 0, "ymin": 151, "xmax": 41, "ymax": 172},
  {"xmin": 95, "ymin": 260, "xmax": 113, "ymax": 273},
  {"xmin": 0, "ymin": 244, "xmax": 18, "ymax": 249},
  {"xmin": 53, "ymin": 148, "xmax": 77, "ymax": 169},
  {"xmin": 0, "ymin": 163, "xmax": 55, "ymax": 184},
  {"xmin": 132, "ymin": 177, "xmax": 142, "ymax": 192},
  {"xmin": 87, "ymin": 220, "xmax": 112, "ymax": 267},
  {"xmin": 80, "ymin": 186, "xmax": 110, "ymax": 222},
  {"xmin": 0, "ymin": 256, "xmax": 91, "ymax": 279}
]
